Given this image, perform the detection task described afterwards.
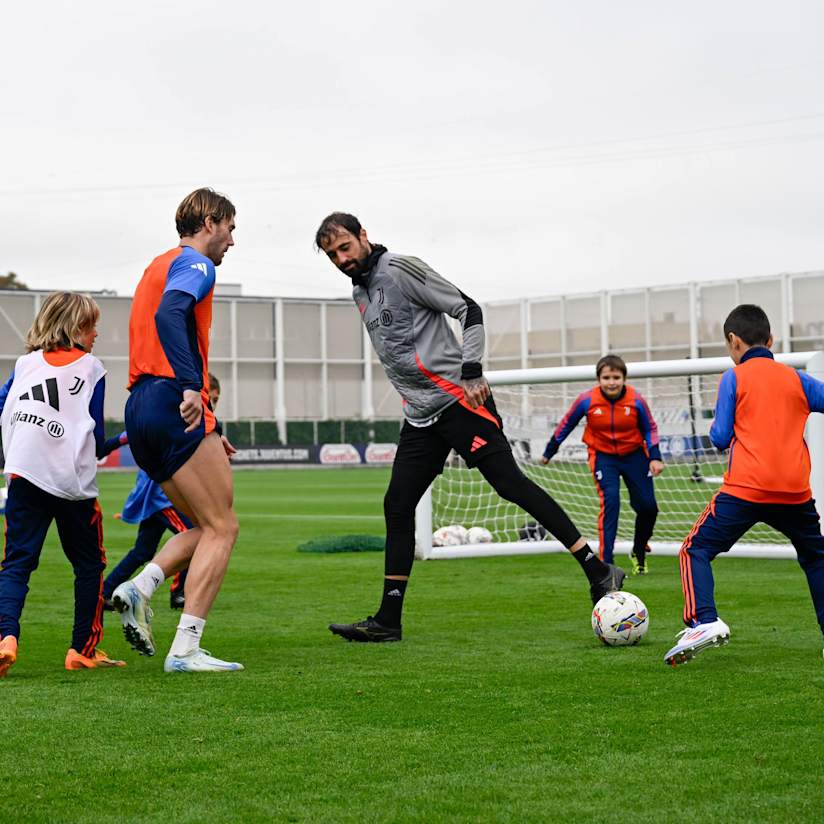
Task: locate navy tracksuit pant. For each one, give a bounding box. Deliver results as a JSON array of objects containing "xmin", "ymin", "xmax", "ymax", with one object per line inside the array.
[
  {"xmin": 680, "ymin": 491, "xmax": 824, "ymax": 634},
  {"xmin": 590, "ymin": 447, "xmax": 658, "ymax": 563},
  {"xmin": 102, "ymin": 508, "xmax": 190, "ymax": 601},
  {"xmin": 0, "ymin": 476, "xmax": 106, "ymax": 655}
]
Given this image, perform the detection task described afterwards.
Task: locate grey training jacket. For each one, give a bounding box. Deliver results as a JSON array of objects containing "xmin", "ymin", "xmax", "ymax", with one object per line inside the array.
[{"xmin": 353, "ymin": 249, "xmax": 485, "ymax": 426}]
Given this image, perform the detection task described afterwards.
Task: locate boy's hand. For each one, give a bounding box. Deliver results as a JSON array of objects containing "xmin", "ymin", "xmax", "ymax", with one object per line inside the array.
[
  {"xmin": 649, "ymin": 460, "xmax": 665, "ymax": 477},
  {"xmin": 180, "ymin": 389, "xmax": 203, "ymax": 433}
]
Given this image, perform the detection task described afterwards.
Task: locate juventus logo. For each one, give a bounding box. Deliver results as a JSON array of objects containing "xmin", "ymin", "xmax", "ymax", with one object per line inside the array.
[
  {"xmin": 19, "ymin": 377, "xmax": 60, "ymax": 411},
  {"xmin": 69, "ymin": 376, "xmax": 85, "ymax": 395},
  {"xmin": 377, "ymin": 287, "xmax": 385, "ymax": 305}
]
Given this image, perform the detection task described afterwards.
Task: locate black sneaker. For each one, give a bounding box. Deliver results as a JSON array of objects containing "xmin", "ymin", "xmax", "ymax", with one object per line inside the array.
[
  {"xmin": 328, "ymin": 616, "xmax": 402, "ymax": 642},
  {"xmin": 170, "ymin": 591, "xmax": 185, "ymax": 610},
  {"xmin": 590, "ymin": 564, "xmax": 627, "ymax": 605}
]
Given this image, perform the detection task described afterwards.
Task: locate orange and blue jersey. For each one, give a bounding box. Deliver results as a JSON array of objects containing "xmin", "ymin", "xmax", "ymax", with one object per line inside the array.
[
  {"xmin": 543, "ymin": 384, "xmax": 661, "ymax": 462},
  {"xmin": 710, "ymin": 346, "xmax": 824, "ymax": 504},
  {"xmin": 128, "ymin": 245, "xmax": 216, "ymax": 432},
  {"xmin": 678, "ymin": 346, "xmax": 824, "ymax": 631}
]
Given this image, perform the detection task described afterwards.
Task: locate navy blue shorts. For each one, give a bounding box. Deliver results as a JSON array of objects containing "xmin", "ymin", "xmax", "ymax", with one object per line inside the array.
[{"xmin": 125, "ymin": 377, "xmax": 214, "ymax": 484}]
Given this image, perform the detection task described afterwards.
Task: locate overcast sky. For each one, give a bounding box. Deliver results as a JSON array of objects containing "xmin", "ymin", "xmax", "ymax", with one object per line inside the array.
[{"xmin": 2, "ymin": 1, "xmax": 823, "ymax": 303}]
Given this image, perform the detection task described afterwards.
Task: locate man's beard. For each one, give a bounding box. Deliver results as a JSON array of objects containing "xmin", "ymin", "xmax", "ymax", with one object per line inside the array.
[{"xmin": 340, "ymin": 255, "xmax": 368, "ymax": 278}]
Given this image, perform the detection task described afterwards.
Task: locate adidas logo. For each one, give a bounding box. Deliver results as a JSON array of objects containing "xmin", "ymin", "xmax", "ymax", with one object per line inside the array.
[
  {"xmin": 470, "ymin": 435, "xmax": 487, "ymax": 453},
  {"xmin": 593, "ymin": 408, "xmax": 603, "ymax": 415},
  {"xmin": 19, "ymin": 377, "xmax": 60, "ymax": 410},
  {"xmin": 387, "ymin": 588, "xmax": 402, "ymax": 597},
  {"xmin": 190, "ymin": 262, "xmax": 209, "ymax": 276}
]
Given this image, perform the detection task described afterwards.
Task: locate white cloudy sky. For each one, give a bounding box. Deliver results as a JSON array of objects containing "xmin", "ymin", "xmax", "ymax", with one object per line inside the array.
[{"xmin": 2, "ymin": 1, "xmax": 823, "ymax": 303}]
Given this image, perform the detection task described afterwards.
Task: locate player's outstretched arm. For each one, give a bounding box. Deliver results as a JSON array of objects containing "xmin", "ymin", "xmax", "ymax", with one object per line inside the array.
[
  {"xmin": 542, "ymin": 393, "xmax": 590, "ymax": 464},
  {"xmin": 100, "ymin": 429, "xmax": 128, "ymax": 459},
  {"xmin": 798, "ymin": 370, "xmax": 824, "ymax": 414}
]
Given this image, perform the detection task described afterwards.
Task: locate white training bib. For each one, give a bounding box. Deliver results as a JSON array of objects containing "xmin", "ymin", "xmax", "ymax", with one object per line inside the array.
[{"xmin": 1, "ymin": 350, "xmax": 106, "ymax": 500}]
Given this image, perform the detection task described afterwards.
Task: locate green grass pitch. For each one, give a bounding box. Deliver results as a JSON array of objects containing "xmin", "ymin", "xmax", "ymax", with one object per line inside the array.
[{"xmin": 3, "ymin": 468, "xmax": 824, "ymax": 823}]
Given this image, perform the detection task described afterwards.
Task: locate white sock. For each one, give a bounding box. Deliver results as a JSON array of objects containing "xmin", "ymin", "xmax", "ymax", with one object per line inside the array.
[
  {"xmin": 133, "ymin": 563, "xmax": 165, "ymax": 600},
  {"xmin": 169, "ymin": 613, "xmax": 206, "ymax": 657}
]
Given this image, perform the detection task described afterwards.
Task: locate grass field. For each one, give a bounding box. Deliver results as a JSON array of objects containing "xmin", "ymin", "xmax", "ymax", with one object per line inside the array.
[{"xmin": 3, "ymin": 467, "xmax": 824, "ymax": 823}]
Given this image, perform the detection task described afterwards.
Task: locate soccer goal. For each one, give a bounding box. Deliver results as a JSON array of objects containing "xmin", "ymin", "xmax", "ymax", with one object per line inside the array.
[{"xmin": 415, "ymin": 351, "xmax": 824, "ymax": 561}]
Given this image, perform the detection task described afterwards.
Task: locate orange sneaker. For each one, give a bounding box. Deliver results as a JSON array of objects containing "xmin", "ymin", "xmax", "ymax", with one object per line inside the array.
[
  {"xmin": 0, "ymin": 635, "xmax": 18, "ymax": 678},
  {"xmin": 64, "ymin": 648, "xmax": 127, "ymax": 670}
]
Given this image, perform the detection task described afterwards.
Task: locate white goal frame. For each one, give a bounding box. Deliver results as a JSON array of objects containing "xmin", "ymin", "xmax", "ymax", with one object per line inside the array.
[{"xmin": 415, "ymin": 351, "xmax": 824, "ymax": 561}]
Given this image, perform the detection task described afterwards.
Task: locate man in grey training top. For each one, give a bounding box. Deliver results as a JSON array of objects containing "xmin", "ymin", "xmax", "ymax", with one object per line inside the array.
[{"xmin": 317, "ymin": 212, "xmax": 625, "ymax": 642}]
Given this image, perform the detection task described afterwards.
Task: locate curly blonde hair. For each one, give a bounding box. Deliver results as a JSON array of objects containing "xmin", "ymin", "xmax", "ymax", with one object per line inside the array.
[{"xmin": 25, "ymin": 292, "xmax": 100, "ymax": 353}]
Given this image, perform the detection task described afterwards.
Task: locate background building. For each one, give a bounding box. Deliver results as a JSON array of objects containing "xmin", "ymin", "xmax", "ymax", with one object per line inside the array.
[{"xmin": 0, "ymin": 270, "xmax": 821, "ymax": 442}]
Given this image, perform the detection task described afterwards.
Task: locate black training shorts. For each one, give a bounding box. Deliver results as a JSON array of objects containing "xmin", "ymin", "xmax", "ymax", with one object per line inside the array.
[{"xmin": 396, "ymin": 395, "xmax": 512, "ymax": 472}]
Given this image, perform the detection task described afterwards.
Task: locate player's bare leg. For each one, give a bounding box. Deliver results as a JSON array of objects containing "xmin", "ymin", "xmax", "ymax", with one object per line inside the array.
[
  {"xmin": 154, "ymin": 528, "xmax": 202, "ymax": 576},
  {"xmin": 160, "ymin": 433, "xmax": 242, "ymax": 672},
  {"xmin": 113, "ymin": 433, "xmax": 241, "ymax": 670},
  {"xmin": 111, "ymin": 527, "xmax": 201, "ymax": 655},
  {"xmin": 161, "ymin": 432, "xmax": 238, "ymax": 618}
]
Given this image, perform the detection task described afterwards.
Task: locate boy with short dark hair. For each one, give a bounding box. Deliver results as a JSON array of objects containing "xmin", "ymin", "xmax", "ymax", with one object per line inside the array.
[{"xmin": 665, "ymin": 304, "xmax": 824, "ymax": 666}]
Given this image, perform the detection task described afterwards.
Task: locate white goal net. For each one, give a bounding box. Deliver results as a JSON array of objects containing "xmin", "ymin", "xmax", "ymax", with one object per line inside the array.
[{"xmin": 415, "ymin": 352, "xmax": 824, "ymax": 561}]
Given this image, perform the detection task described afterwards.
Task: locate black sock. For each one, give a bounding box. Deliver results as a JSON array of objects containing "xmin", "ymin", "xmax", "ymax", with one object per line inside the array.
[
  {"xmin": 374, "ymin": 578, "xmax": 408, "ymax": 628},
  {"xmin": 572, "ymin": 544, "xmax": 610, "ymax": 584}
]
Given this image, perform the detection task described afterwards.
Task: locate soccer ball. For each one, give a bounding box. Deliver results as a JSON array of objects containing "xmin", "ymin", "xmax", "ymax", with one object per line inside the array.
[
  {"xmin": 591, "ymin": 591, "xmax": 649, "ymax": 646},
  {"xmin": 432, "ymin": 524, "xmax": 468, "ymax": 546},
  {"xmin": 466, "ymin": 526, "xmax": 493, "ymax": 544}
]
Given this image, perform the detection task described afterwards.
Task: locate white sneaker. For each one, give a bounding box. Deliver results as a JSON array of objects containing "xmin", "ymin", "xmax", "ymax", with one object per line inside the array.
[
  {"xmin": 163, "ymin": 648, "xmax": 244, "ymax": 673},
  {"xmin": 664, "ymin": 618, "xmax": 730, "ymax": 667},
  {"xmin": 112, "ymin": 581, "xmax": 155, "ymax": 656}
]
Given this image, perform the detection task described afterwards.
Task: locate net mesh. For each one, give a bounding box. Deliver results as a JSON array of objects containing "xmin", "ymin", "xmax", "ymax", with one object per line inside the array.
[{"xmin": 431, "ymin": 375, "xmax": 784, "ymax": 546}]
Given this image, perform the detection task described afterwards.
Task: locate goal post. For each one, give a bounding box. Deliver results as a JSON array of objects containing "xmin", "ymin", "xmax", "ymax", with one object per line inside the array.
[{"xmin": 415, "ymin": 351, "xmax": 824, "ymax": 561}]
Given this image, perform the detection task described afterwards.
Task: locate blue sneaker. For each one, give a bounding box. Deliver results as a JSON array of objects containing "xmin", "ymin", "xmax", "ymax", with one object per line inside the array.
[
  {"xmin": 112, "ymin": 581, "xmax": 155, "ymax": 657},
  {"xmin": 163, "ymin": 648, "xmax": 244, "ymax": 673}
]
